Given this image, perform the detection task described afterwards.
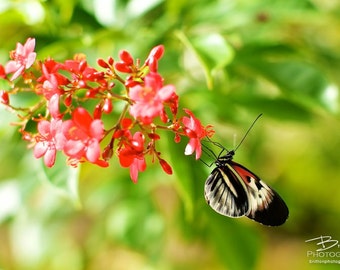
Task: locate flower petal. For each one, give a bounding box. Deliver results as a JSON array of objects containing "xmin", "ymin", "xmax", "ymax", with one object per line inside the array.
[
  {"xmin": 44, "ymin": 148, "xmax": 56, "ymax": 167},
  {"xmin": 37, "ymin": 120, "xmax": 51, "ymax": 136},
  {"xmin": 73, "ymin": 107, "xmax": 92, "ymax": 131},
  {"xmin": 184, "ymin": 139, "xmax": 196, "ymax": 156},
  {"xmin": 86, "ymin": 140, "xmax": 100, "ymax": 163},
  {"xmin": 158, "ymin": 85, "xmax": 175, "ymax": 101},
  {"xmin": 34, "ymin": 142, "xmax": 48, "ymax": 158},
  {"xmin": 90, "ymin": 119, "xmax": 104, "ymax": 139}
]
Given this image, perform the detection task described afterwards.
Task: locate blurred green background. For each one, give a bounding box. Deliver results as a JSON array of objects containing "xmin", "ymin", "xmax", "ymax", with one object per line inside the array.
[{"xmin": 1, "ymin": 0, "xmax": 340, "ymax": 269}]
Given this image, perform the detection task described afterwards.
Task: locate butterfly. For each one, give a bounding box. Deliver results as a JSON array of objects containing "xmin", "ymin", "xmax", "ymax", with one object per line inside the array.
[{"xmin": 204, "ymin": 116, "xmax": 289, "ymax": 226}]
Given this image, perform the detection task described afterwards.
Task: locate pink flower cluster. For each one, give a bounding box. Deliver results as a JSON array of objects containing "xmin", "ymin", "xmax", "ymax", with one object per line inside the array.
[{"xmin": 0, "ymin": 38, "xmax": 214, "ymax": 183}]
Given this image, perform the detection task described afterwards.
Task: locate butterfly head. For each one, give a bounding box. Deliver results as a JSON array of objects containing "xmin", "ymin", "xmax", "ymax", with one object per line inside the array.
[{"xmin": 215, "ymin": 149, "xmax": 235, "ymax": 166}]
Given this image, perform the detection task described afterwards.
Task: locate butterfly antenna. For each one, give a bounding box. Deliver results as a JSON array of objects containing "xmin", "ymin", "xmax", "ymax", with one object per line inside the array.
[
  {"xmin": 202, "ymin": 143, "xmax": 217, "ymax": 159},
  {"xmin": 234, "ymin": 113, "xmax": 263, "ymax": 151},
  {"xmin": 204, "ymin": 137, "xmax": 227, "ymax": 150}
]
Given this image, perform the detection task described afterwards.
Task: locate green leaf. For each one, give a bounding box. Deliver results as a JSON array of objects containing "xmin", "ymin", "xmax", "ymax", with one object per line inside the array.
[
  {"xmin": 177, "ymin": 31, "xmax": 235, "ymax": 89},
  {"xmin": 245, "ymin": 59, "xmax": 338, "ymax": 113},
  {"xmin": 235, "ymin": 94, "xmax": 314, "ymax": 121},
  {"xmin": 207, "ymin": 214, "xmax": 261, "ymax": 270},
  {"xmin": 0, "ymin": 78, "xmax": 11, "ymax": 91},
  {"xmin": 166, "ymin": 133, "xmax": 195, "ymax": 221},
  {"xmin": 38, "ymin": 152, "xmax": 81, "ymax": 207},
  {"xmin": 192, "ymin": 33, "xmax": 235, "ymax": 70}
]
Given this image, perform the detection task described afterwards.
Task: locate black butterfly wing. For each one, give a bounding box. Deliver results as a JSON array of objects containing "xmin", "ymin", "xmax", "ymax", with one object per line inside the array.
[
  {"xmin": 204, "ymin": 165, "xmax": 250, "ymax": 218},
  {"xmin": 248, "ymin": 187, "xmax": 289, "ymax": 226},
  {"xmin": 230, "ymin": 161, "xmax": 289, "ymax": 226}
]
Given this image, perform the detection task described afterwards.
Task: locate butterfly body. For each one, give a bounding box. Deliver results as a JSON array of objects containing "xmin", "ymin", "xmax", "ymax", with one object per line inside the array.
[{"xmin": 204, "ymin": 150, "xmax": 289, "ymax": 226}]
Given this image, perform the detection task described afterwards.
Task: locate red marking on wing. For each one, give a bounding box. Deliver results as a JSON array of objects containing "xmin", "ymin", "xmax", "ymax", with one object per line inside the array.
[{"xmin": 230, "ymin": 161, "xmax": 260, "ymax": 184}]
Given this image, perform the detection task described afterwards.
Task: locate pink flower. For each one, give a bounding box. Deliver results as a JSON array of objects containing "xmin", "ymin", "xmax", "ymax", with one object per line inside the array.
[
  {"xmin": 5, "ymin": 38, "xmax": 36, "ymax": 81},
  {"xmin": 118, "ymin": 131, "xmax": 147, "ymax": 183},
  {"xmin": 42, "ymin": 75, "xmax": 59, "ymax": 98},
  {"xmin": 182, "ymin": 109, "xmax": 214, "ymax": 160},
  {"xmin": 129, "ymin": 72, "xmax": 175, "ymax": 124},
  {"xmin": 36, "ymin": 59, "xmax": 67, "ymax": 99},
  {"xmin": 62, "ymin": 59, "xmax": 104, "ymax": 87},
  {"xmin": 62, "ymin": 107, "xmax": 104, "ymax": 164},
  {"xmin": 34, "ymin": 119, "xmax": 66, "ymax": 167},
  {"xmin": 38, "ymin": 58, "xmax": 63, "ymax": 79},
  {"xmin": 48, "ymin": 93, "xmax": 63, "ymax": 119}
]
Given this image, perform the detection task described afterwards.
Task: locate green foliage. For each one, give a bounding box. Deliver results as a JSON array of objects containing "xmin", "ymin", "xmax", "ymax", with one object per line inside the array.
[
  {"xmin": 1, "ymin": 0, "xmax": 340, "ymax": 269},
  {"xmin": 40, "ymin": 153, "xmax": 81, "ymax": 207}
]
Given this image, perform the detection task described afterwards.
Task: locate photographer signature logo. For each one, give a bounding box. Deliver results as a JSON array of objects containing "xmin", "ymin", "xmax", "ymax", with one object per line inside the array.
[
  {"xmin": 306, "ymin": 235, "xmax": 340, "ymax": 251},
  {"xmin": 305, "ymin": 235, "xmax": 340, "ymax": 264}
]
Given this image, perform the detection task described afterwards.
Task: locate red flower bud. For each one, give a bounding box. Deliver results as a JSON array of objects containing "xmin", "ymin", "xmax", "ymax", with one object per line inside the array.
[
  {"xmin": 102, "ymin": 145, "xmax": 114, "ymax": 161},
  {"xmin": 0, "ymin": 65, "xmax": 5, "ymax": 79},
  {"xmin": 159, "ymin": 158, "xmax": 172, "ymax": 175},
  {"xmin": 79, "ymin": 60, "xmax": 87, "ymax": 72},
  {"xmin": 108, "ymin": 56, "xmax": 114, "ymax": 66},
  {"xmin": 149, "ymin": 45, "xmax": 164, "ymax": 60},
  {"xmin": 125, "ymin": 79, "xmax": 140, "ymax": 88},
  {"xmin": 74, "ymin": 79, "xmax": 86, "ymax": 88},
  {"xmin": 114, "ymin": 130, "xmax": 124, "ymax": 138},
  {"xmin": 103, "ymin": 98, "xmax": 112, "ymax": 114},
  {"xmin": 93, "ymin": 104, "xmax": 102, "ymax": 119},
  {"xmin": 160, "ymin": 109, "xmax": 168, "ymax": 123},
  {"xmin": 174, "ymin": 133, "xmax": 181, "ymax": 143},
  {"xmin": 121, "ymin": 118, "xmax": 133, "ymax": 129},
  {"xmin": 146, "ymin": 56, "xmax": 158, "ymax": 72},
  {"xmin": 94, "ymin": 159, "xmax": 109, "ymax": 168},
  {"xmin": 119, "ymin": 50, "xmax": 134, "ymax": 65},
  {"xmin": 0, "ymin": 90, "xmax": 9, "ymax": 105},
  {"xmin": 86, "ymin": 88, "xmax": 99, "ymax": 98},
  {"xmin": 97, "ymin": 58, "xmax": 110, "ymax": 69},
  {"xmin": 64, "ymin": 94, "xmax": 72, "ymax": 107},
  {"xmin": 148, "ymin": 133, "xmax": 160, "ymax": 140},
  {"xmin": 115, "ymin": 62, "xmax": 132, "ymax": 73}
]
